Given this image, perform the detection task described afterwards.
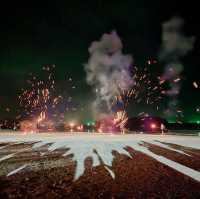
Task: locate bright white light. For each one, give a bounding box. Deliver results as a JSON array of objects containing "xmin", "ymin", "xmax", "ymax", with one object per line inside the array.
[{"xmin": 69, "ymin": 122, "xmax": 75, "ymax": 127}]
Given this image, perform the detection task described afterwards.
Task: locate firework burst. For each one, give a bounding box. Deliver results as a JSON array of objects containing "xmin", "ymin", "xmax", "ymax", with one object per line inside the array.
[
  {"xmin": 112, "ymin": 65, "xmax": 165, "ymax": 129},
  {"xmin": 17, "ymin": 65, "xmax": 73, "ymax": 131}
]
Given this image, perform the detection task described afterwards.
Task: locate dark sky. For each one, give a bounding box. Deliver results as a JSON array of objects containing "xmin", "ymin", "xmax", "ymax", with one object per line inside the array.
[{"xmin": 0, "ymin": 0, "xmax": 199, "ymax": 122}]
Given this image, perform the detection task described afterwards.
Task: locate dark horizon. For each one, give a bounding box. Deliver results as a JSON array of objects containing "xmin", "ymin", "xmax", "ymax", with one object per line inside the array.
[{"xmin": 0, "ymin": 0, "xmax": 200, "ymax": 123}]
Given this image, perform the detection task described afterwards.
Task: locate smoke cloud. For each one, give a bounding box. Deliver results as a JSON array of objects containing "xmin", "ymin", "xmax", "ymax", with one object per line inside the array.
[
  {"xmin": 85, "ymin": 31, "xmax": 133, "ymax": 119},
  {"xmin": 159, "ymin": 17, "xmax": 195, "ymax": 117}
]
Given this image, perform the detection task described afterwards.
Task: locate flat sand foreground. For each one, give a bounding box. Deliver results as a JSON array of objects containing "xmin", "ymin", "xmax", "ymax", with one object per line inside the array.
[{"xmin": 0, "ymin": 132, "xmax": 200, "ymax": 198}]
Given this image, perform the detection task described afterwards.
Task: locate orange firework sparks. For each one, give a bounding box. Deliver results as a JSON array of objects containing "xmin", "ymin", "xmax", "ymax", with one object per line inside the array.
[
  {"xmin": 17, "ymin": 65, "xmax": 72, "ymax": 125},
  {"xmin": 37, "ymin": 111, "xmax": 46, "ymax": 123},
  {"xmin": 112, "ymin": 65, "xmax": 165, "ymax": 131},
  {"xmin": 115, "ymin": 66, "xmax": 164, "ymax": 108}
]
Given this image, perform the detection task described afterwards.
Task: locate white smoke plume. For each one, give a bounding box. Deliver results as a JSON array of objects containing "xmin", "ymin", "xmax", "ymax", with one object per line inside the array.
[
  {"xmin": 160, "ymin": 17, "xmax": 195, "ymax": 62},
  {"xmin": 159, "ymin": 17, "xmax": 195, "ymax": 117},
  {"xmin": 85, "ymin": 31, "xmax": 133, "ymax": 119}
]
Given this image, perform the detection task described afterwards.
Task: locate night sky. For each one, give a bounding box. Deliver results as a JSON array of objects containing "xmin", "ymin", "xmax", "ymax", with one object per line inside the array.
[{"xmin": 0, "ymin": 0, "xmax": 199, "ymax": 122}]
